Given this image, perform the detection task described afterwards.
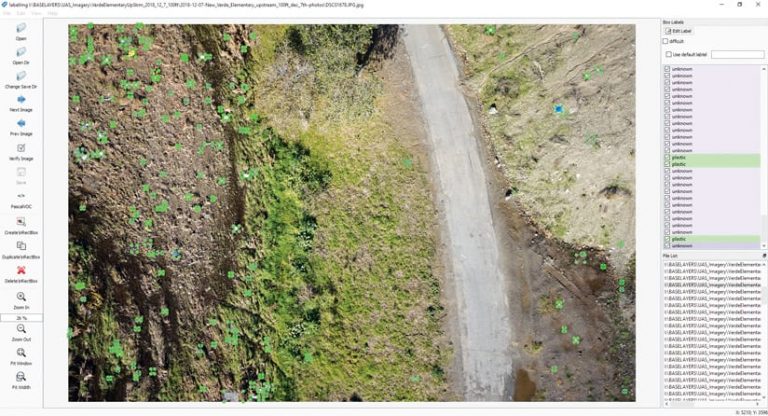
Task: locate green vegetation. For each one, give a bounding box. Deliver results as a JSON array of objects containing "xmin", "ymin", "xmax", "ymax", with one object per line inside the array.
[
  {"xmin": 236, "ymin": 24, "xmax": 448, "ymax": 400},
  {"xmin": 69, "ymin": 243, "xmax": 138, "ymax": 399},
  {"xmin": 68, "ymin": 24, "xmax": 447, "ymax": 402}
]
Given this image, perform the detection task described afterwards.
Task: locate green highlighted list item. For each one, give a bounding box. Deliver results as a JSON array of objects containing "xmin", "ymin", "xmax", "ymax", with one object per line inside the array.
[
  {"xmin": 669, "ymin": 153, "xmax": 760, "ymax": 168},
  {"xmin": 670, "ymin": 235, "xmax": 761, "ymax": 244}
]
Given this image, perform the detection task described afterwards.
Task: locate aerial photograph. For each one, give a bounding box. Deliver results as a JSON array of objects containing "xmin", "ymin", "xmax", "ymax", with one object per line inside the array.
[{"xmin": 67, "ymin": 24, "xmax": 636, "ymax": 402}]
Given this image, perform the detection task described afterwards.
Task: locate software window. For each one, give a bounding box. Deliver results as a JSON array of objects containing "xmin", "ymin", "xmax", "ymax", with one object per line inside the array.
[{"xmin": 0, "ymin": 1, "xmax": 765, "ymax": 415}]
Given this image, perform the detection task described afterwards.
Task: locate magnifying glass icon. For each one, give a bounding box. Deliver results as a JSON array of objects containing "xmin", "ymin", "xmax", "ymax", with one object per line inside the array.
[
  {"xmin": 17, "ymin": 348, "xmax": 26, "ymax": 357},
  {"xmin": 16, "ymin": 292, "xmax": 26, "ymax": 302},
  {"xmin": 16, "ymin": 324, "xmax": 26, "ymax": 333}
]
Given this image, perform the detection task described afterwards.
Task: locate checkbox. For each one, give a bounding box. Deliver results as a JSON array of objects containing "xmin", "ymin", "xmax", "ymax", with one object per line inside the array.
[
  {"xmin": 666, "ymin": 51, "xmax": 673, "ymax": 57},
  {"xmin": 663, "ymin": 38, "xmax": 669, "ymax": 44}
]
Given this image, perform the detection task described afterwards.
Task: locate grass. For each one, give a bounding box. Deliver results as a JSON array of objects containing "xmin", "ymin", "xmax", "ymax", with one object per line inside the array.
[
  {"xmin": 69, "ymin": 243, "xmax": 136, "ymax": 400},
  {"xmin": 447, "ymin": 25, "xmax": 528, "ymax": 77},
  {"xmin": 240, "ymin": 25, "xmax": 449, "ymax": 401},
  {"xmin": 292, "ymin": 121, "xmax": 446, "ymax": 400}
]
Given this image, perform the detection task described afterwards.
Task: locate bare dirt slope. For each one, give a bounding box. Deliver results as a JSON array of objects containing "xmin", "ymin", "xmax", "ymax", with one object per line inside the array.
[
  {"xmin": 448, "ymin": 25, "xmax": 636, "ymax": 274},
  {"xmin": 403, "ymin": 25, "xmax": 518, "ymax": 401},
  {"xmin": 68, "ymin": 25, "xmax": 245, "ymax": 400}
]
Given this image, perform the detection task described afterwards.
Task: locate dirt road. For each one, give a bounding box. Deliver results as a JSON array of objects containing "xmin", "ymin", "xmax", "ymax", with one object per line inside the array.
[{"xmin": 403, "ymin": 25, "xmax": 516, "ymax": 401}]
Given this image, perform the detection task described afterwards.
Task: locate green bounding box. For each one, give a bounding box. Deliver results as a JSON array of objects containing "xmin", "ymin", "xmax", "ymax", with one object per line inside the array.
[
  {"xmin": 670, "ymin": 235, "xmax": 761, "ymax": 243},
  {"xmin": 669, "ymin": 153, "xmax": 760, "ymax": 168}
]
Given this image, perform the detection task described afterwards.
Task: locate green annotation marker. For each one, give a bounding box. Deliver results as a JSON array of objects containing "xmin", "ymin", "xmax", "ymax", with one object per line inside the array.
[
  {"xmin": 574, "ymin": 250, "xmax": 588, "ymax": 265},
  {"xmin": 571, "ymin": 335, "xmax": 581, "ymax": 346}
]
